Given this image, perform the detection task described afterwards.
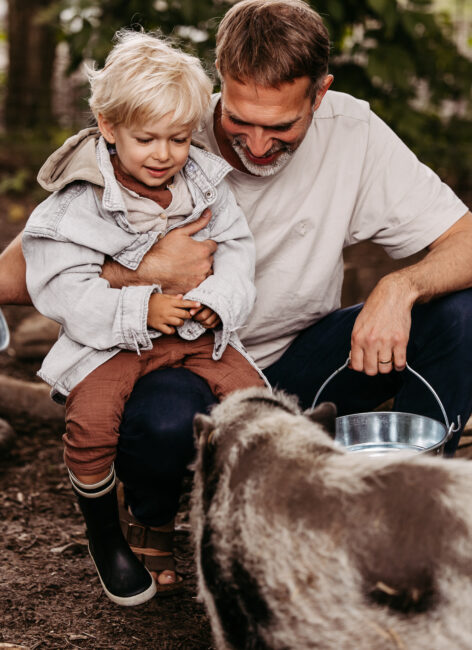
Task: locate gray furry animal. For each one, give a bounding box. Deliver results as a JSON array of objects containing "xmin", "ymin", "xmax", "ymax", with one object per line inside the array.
[{"xmin": 191, "ymin": 387, "xmax": 472, "ymax": 650}]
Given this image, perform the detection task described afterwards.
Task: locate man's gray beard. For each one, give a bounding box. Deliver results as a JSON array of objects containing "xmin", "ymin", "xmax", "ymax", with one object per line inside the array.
[{"xmin": 231, "ymin": 141, "xmax": 294, "ymax": 176}]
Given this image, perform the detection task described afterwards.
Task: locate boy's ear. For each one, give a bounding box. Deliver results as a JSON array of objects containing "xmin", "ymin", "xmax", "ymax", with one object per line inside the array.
[{"xmin": 97, "ymin": 114, "xmax": 116, "ymax": 144}]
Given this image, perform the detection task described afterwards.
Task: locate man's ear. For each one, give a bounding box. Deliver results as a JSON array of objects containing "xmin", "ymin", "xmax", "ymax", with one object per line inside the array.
[
  {"xmin": 214, "ymin": 59, "xmax": 223, "ymax": 84},
  {"xmin": 312, "ymin": 74, "xmax": 334, "ymax": 111},
  {"xmin": 97, "ymin": 113, "xmax": 116, "ymax": 144},
  {"xmin": 193, "ymin": 413, "xmax": 215, "ymax": 445},
  {"xmin": 304, "ymin": 402, "xmax": 337, "ymax": 438}
]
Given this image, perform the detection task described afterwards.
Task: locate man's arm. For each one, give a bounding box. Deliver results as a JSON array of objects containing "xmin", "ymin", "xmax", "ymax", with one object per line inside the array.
[
  {"xmin": 102, "ymin": 210, "xmax": 217, "ymax": 293},
  {"xmin": 350, "ymin": 210, "xmax": 472, "ymax": 375},
  {"xmin": 0, "ymin": 232, "xmax": 31, "ymax": 305},
  {"xmin": 0, "ymin": 211, "xmax": 216, "ymax": 307}
]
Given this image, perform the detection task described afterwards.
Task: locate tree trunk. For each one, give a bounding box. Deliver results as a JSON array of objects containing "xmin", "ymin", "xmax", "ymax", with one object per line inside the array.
[{"xmin": 5, "ymin": 0, "xmax": 57, "ymax": 129}]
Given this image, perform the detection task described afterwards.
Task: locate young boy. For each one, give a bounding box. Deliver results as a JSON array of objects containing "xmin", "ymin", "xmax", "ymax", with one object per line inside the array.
[{"xmin": 22, "ymin": 30, "xmax": 265, "ymax": 606}]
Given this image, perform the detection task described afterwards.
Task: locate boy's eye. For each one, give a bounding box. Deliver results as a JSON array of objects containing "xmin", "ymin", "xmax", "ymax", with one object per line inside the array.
[
  {"xmin": 136, "ymin": 137, "xmax": 152, "ymax": 144},
  {"xmin": 172, "ymin": 137, "xmax": 190, "ymax": 144}
]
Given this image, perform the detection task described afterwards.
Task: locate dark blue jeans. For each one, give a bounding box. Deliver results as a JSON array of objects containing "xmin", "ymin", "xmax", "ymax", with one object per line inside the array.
[{"xmin": 116, "ymin": 289, "xmax": 472, "ymax": 526}]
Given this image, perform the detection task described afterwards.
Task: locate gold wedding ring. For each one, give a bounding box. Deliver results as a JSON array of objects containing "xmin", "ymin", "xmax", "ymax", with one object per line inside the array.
[{"xmin": 379, "ymin": 358, "xmax": 394, "ymax": 364}]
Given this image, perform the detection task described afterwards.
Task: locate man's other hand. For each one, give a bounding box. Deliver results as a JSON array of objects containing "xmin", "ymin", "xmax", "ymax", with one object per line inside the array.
[
  {"xmin": 141, "ymin": 209, "xmax": 217, "ymax": 294},
  {"xmin": 102, "ymin": 209, "xmax": 217, "ymax": 294}
]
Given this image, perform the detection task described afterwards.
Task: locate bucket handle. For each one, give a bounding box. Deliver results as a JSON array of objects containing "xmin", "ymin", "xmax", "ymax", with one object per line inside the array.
[
  {"xmin": 0, "ymin": 308, "xmax": 10, "ymax": 352},
  {"xmin": 311, "ymin": 357, "xmax": 460, "ymax": 437}
]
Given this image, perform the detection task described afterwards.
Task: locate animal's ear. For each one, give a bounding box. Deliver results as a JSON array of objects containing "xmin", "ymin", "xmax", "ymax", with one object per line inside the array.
[
  {"xmin": 304, "ymin": 402, "xmax": 337, "ymax": 438},
  {"xmin": 193, "ymin": 413, "xmax": 215, "ymax": 445}
]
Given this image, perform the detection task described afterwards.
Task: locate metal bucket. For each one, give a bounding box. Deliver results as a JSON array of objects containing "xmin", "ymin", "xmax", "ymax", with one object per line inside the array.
[
  {"xmin": 312, "ymin": 358, "xmax": 458, "ymax": 456},
  {"xmin": 0, "ymin": 308, "xmax": 9, "ymax": 352}
]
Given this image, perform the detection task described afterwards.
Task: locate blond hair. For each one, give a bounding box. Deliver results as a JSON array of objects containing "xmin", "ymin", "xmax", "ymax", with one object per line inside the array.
[
  {"xmin": 88, "ymin": 30, "xmax": 213, "ymax": 129},
  {"xmin": 216, "ymin": 0, "xmax": 330, "ymax": 98}
]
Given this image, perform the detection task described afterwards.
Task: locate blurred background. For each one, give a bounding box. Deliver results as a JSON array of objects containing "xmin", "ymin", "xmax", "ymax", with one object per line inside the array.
[
  {"xmin": 0, "ymin": 0, "xmax": 471, "ymax": 296},
  {"xmin": 0, "ymin": 5, "xmax": 471, "ymax": 646}
]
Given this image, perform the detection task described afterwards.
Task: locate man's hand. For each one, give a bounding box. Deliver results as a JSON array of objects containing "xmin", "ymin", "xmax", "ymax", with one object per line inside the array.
[
  {"xmin": 148, "ymin": 294, "xmax": 201, "ymax": 335},
  {"xmin": 103, "ymin": 209, "xmax": 218, "ymax": 293},
  {"xmin": 349, "ymin": 274, "xmax": 414, "ymax": 375},
  {"xmin": 350, "ymin": 211, "xmax": 472, "ymax": 375},
  {"xmin": 102, "ymin": 210, "xmax": 217, "ymax": 293},
  {"xmin": 193, "ymin": 306, "xmax": 221, "ymax": 329}
]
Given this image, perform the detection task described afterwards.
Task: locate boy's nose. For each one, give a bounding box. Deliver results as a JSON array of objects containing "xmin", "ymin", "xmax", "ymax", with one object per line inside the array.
[{"xmin": 152, "ymin": 142, "xmax": 170, "ymax": 162}]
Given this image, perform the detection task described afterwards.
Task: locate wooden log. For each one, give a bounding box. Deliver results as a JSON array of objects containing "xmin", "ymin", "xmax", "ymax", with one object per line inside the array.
[
  {"xmin": 12, "ymin": 313, "xmax": 59, "ymax": 360},
  {"xmin": 0, "ymin": 374, "xmax": 64, "ymax": 422},
  {"xmin": 0, "ymin": 417, "xmax": 16, "ymax": 450}
]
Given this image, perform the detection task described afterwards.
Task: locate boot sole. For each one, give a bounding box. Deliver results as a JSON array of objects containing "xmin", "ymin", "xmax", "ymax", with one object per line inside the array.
[{"xmin": 88, "ymin": 545, "xmax": 157, "ymax": 606}]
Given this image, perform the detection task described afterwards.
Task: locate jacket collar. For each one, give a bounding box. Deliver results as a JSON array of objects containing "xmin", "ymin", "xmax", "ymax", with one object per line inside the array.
[{"xmin": 37, "ymin": 127, "xmax": 233, "ymax": 196}]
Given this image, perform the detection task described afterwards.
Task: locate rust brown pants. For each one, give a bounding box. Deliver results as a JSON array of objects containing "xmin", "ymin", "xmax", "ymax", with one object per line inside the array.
[{"xmin": 64, "ymin": 333, "xmax": 264, "ymax": 475}]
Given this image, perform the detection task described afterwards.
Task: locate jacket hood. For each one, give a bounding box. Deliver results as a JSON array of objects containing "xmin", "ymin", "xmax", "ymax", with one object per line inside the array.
[
  {"xmin": 37, "ymin": 126, "xmax": 230, "ymax": 195},
  {"xmin": 37, "ymin": 127, "xmax": 103, "ymax": 192}
]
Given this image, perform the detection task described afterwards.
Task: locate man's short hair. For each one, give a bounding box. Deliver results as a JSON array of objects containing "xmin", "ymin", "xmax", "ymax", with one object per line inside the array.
[
  {"xmin": 88, "ymin": 30, "xmax": 213, "ymax": 128},
  {"xmin": 216, "ymin": 0, "xmax": 330, "ymax": 98}
]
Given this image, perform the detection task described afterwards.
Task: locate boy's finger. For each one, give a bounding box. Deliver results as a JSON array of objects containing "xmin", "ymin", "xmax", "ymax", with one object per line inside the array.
[
  {"xmin": 194, "ymin": 307, "xmax": 212, "ymax": 322},
  {"xmin": 158, "ymin": 324, "xmax": 175, "ymax": 335},
  {"xmin": 203, "ymin": 315, "xmax": 220, "ymax": 328},
  {"xmin": 166, "ymin": 316, "xmax": 186, "ymax": 326},
  {"xmin": 173, "ymin": 308, "xmax": 192, "ymax": 320},
  {"xmin": 173, "ymin": 298, "xmax": 201, "ymax": 309}
]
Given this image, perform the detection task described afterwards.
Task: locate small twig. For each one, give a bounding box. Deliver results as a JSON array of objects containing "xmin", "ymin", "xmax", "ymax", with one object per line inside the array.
[
  {"xmin": 375, "ymin": 581, "xmax": 399, "ymax": 596},
  {"xmin": 50, "ymin": 540, "xmax": 88, "ymax": 554},
  {"xmin": 386, "ymin": 627, "xmax": 407, "ymax": 650}
]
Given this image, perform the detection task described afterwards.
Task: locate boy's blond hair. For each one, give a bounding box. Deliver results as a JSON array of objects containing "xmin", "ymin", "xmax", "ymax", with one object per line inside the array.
[{"xmin": 88, "ymin": 30, "xmax": 213, "ymax": 129}]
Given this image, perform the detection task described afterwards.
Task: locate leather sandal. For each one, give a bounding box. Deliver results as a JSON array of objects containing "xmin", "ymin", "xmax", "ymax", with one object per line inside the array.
[{"xmin": 117, "ymin": 484, "xmax": 184, "ymax": 596}]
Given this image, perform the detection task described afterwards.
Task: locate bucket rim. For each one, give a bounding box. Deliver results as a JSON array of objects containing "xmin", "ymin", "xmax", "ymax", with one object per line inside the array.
[{"xmin": 335, "ymin": 410, "xmax": 448, "ymax": 431}]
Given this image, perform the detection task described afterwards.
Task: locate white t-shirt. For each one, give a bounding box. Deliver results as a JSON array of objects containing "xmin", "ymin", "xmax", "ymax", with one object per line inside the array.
[{"xmin": 195, "ymin": 91, "xmax": 468, "ymax": 368}]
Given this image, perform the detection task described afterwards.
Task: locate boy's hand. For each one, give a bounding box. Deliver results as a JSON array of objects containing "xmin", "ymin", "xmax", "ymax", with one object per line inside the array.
[
  {"xmin": 148, "ymin": 294, "xmax": 201, "ymax": 334},
  {"xmin": 193, "ymin": 306, "xmax": 221, "ymax": 329}
]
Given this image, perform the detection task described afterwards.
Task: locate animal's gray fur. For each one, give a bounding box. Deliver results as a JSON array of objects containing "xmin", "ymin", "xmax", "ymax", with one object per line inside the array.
[{"xmin": 190, "ymin": 386, "xmax": 472, "ymax": 650}]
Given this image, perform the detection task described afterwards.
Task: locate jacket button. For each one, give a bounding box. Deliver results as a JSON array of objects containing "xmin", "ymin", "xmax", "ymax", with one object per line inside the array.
[
  {"xmin": 205, "ymin": 191, "xmax": 212, "ymax": 199},
  {"xmin": 160, "ymin": 212, "xmax": 166, "ymax": 219}
]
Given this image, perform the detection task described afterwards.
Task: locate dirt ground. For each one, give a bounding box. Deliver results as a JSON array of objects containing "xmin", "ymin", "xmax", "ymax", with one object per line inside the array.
[
  {"xmin": 0, "ymin": 198, "xmax": 213, "ymax": 650},
  {"xmin": 1, "ymin": 192, "xmax": 471, "ymax": 650}
]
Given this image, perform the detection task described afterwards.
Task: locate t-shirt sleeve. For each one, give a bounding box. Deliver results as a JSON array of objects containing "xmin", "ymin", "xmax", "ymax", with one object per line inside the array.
[{"xmin": 346, "ymin": 111, "xmax": 469, "ymax": 259}]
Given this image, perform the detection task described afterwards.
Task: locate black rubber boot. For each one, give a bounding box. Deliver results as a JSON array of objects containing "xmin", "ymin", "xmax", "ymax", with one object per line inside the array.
[{"xmin": 70, "ymin": 468, "xmax": 156, "ymax": 606}]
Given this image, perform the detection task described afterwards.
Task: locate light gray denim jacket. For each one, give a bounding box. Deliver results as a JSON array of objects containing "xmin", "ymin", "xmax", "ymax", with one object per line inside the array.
[{"xmin": 23, "ymin": 128, "xmax": 266, "ymax": 401}]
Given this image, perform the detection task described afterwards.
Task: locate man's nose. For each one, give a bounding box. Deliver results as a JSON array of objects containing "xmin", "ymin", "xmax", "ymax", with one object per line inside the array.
[{"xmin": 245, "ymin": 127, "xmax": 272, "ymax": 158}]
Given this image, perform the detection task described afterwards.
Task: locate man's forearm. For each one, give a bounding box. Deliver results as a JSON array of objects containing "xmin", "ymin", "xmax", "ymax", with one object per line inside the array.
[
  {"xmin": 0, "ymin": 232, "xmax": 31, "ymax": 305},
  {"xmin": 390, "ymin": 210, "xmax": 472, "ymax": 306},
  {"xmin": 350, "ymin": 211, "xmax": 472, "ymax": 374}
]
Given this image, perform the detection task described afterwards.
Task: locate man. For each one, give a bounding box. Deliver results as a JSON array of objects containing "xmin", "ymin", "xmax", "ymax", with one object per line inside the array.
[{"xmin": 2, "ymin": 0, "xmax": 472, "ymax": 588}]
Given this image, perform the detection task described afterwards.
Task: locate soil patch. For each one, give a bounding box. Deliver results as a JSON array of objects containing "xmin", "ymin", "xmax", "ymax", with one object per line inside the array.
[{"xmin": 0, "ymin": 201, "xmax": 214, "ymax": 649}]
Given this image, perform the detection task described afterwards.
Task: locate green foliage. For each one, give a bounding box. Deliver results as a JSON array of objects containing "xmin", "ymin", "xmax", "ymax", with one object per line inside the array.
[
  {"xmin": 312, "ymin": 0, "xmax": 472, "ymax": 186},
  {"xmin": 0, "ymin": 128, "xmax": 74, "ymax": 202},
  {"xmin": 13, "ymin": 0, "xmax": 472, "ymax": 188},
  {"xmin": 0, "ymin": 169, "xmax": 30, "ymax": 195},
  {"xmin": 45, "ymin": 0, "xmax": 230, "ymax": 73}
]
